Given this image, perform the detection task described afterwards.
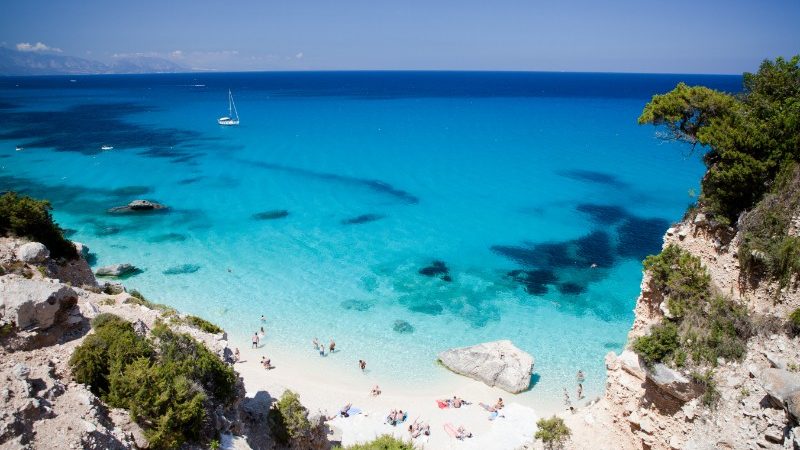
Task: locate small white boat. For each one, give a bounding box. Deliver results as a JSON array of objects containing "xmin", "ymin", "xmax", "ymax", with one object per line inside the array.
[
  {"xmin": 15, "ymin": 146, "xmax": 23, "ymax": 151},
  {"xmin": 218, "ymin": 89, "xmax": 240, "ymax": 126},
  {"xmin": 100, "ymin": 145, "xmax": 114, "ymax": 151}
]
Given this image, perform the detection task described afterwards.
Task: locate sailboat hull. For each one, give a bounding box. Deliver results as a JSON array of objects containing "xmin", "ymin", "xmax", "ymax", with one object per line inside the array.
[{"xmin": 218, "ymin": 117, "xmax": 239, "ymax": 126}]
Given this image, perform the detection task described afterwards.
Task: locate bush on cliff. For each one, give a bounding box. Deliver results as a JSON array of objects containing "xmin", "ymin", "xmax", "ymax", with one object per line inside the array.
[
  {"xmin": 535, "ymin": 416, "xmax": 571, "ymax": 450},
  {"xmin": 633, "ymin": 246, "xmax": 752, "ymax": 367},
  {"xmin": 638, "ymin": 55, "xmax": 800, "ymax": 226},
  {"xmin": 69, "ymin": 315, "xmax": 236, "ymax": 449},
  {"xmin": 789, "ymin": 308, "xmax": 800, "ymax": 335},
  {"xmin": 334, "ymin": 435, "xmax": 416, "ymax": 450},
  {"xmin": 183, "ymin": 315, "xmax": 224, "ymax": 334},
  {"xmin": 738, "ymin": 163, "xmax": 800, "ymax": 289},
  {"xmin": 0, "ymin": 192, "xmax": 78, "ymax": 260},
  {"xmin": 267, "ymin": 390, "xmax": 313, "ymax": 445}
]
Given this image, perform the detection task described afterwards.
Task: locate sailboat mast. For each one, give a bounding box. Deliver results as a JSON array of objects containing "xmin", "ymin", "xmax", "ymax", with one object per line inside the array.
[{"xmin": 228, "ymin": 89, "xmax": 233, "ymax": 117}]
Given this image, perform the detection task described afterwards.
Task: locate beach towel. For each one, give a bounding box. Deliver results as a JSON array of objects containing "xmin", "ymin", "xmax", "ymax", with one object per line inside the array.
[
  {"xmin": 489, "ymin": 411, "xmax": 499, "ymax": 420},
  {"xmin": 443, "ymin": 422, "xmax": 458, "ymax": 438},
  {"xmin": 341, "ymin": 407, "xmax": 361, "ymax": 417},
  {"xmin": 436, "ymin": 400, "xmax": 449, "ymax": 409}
]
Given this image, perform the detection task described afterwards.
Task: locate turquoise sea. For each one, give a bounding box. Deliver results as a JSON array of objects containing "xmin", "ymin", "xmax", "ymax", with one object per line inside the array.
[{"xmin": 0, "ymin": 72, "xmax": 740, "ymax": 407}]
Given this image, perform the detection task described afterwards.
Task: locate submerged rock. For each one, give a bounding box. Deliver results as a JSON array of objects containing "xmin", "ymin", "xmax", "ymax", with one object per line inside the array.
[
  {"xmin": 162, "ymin": 264, "xmax": 201, "ymax": 275},
  {"xmin": 419, "ymin": 260, "xmax": 451, "ymax": 282},
  {"xmin": 0, "ymin": 276, "xmax": 78, "ymax": 329},
  {"xmin": 148, "ymin": 233, "xmax": 187, "ymax": 243},
  {"xmin": 108, "ymin": 199, "xmax": 168, "ymax": 213},
  {"xmin": 392, "ymin": 319, "xmax": 415, "ymax": 334},
  {"xmin": 16, "ymin": 242, "xmax": 49, "ymax": 264},
  {"xmin": 340, "ymin": 299, "xmax": 374, "ymax": 311},
  {"xmin": 252, "ymin": 209, "xmax": 290, "ymax": 220},
  {"xmin": 437, "ymin": 340, "xmax": 534, "ymax": 393},
  {"xmin": 96, "ymin": 263, "xmax": 140, "ymax": 277},
  {"xmin": 341, "ymin": 214, "xmax": 385, "ymax": 225}
]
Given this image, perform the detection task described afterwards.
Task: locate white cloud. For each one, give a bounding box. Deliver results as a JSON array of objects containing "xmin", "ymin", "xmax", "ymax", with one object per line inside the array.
[
  {"xmin": 16, "ymin": 42, "xmax": 62, "ymax": 53},
  {"xmin": 171, "ymin": 50, "xmax": 183, "ymax": 58},
  {"xmin": 295, "ymin": 52, "xmax": 304, "ymax": 59}
]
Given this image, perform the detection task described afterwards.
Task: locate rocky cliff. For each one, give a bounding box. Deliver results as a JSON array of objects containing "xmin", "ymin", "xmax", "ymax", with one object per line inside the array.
[
  {"xmin": 0, "ymin": 236, "xmax": 327, "ymax": 450},
  {"xmin": 564, "ymin": 217, "xmax": 800, "ymax": 450}
]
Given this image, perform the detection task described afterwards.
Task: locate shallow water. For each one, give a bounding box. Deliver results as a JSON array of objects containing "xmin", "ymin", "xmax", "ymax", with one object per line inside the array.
[{"xmin": 0, "ymin": 72, "xmax": 741, "ymax": 406}]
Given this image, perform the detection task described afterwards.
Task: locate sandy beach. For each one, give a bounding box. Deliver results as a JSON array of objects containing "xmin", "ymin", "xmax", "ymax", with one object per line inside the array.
[{"xmin": 232, "ymin": 336, "xmax": 543, "ymax": 449}]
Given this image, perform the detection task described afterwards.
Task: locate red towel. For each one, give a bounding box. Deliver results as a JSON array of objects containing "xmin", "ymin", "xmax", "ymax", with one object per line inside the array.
[{"xmin": 437, "ymin": 400, "xmax": 449, "ymax": 409}]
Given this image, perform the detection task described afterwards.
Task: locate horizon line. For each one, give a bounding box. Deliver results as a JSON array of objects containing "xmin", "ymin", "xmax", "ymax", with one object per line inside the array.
[{"xmin": 0, "ymin": 68, "xmax": 745, "ymax": 78}]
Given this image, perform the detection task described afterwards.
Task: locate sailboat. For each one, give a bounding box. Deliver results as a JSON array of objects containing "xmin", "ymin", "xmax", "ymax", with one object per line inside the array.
[{"xmin": 218, "ymin": 89, "xmax": 240, "ymax": 126}]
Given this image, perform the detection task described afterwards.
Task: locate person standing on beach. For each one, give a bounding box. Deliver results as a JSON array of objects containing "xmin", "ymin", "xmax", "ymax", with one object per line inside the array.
[
  {"xmin": 359, "ymin": 359, "xmax": 366, "ymax": 372},
  {"xmin": 234, "ymin": 348, "xmax": 240, "ymax": 362},
  {"xmin": 576, "ymin": 370, "xmax": 585, "ymax": 383},
  {"xmin": 312, "ymin": 337, "xmax": 320, "ymax": 351},
  {"xmin": 577, "ymin": 383, "xmax": 584, "ymax": 400},
  {"xmin": 329, "ymin": 338, "xmax": 336, "ymax": 354},
  {"xmin": 319, "ymin": 344, "xmax": 325, "ymax": 357},
  {"xmin": 563, "ymin": 388, "xmax": 571, "ymax": 407},
  {"xmin": 252, "ymin": 332, "xmax": 259, "ymax": 349}
]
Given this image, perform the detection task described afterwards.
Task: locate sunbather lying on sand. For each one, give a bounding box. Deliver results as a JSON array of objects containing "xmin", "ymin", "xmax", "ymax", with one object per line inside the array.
[
  {"xmin": 370, "ymin": 385, "xmax": 382, "ymax": 396},
  {"xmin": 386, "ymin": 409, "xmax": 407, "ymax": 426},
  {"xmin": 408, "ymin": 419, "xmax": 431, "ymax": 438},
  {"xmin": 456, "ymin": 425, "xmax": 472, "ymax": 440},
  {"xmin": 340, "ymin": 403, "xmax": 352, "ymax": 417}
]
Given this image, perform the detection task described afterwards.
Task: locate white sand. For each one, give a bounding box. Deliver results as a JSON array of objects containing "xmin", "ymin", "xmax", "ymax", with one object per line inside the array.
[{"xmin": 233, "ymin": 339, "xmax": 542, "ymax": 449}]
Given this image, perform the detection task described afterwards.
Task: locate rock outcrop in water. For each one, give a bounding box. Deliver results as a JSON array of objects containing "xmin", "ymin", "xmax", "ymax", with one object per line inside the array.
[
  {"xmin": 107, "ymin": 199, "xmax": 168, "ymax": 213},
  {"xmin": 438, "ymin": 340, "xmax": 534, "ymax": 393},
  {"xmin": 95, "ymin": 263, "xmax": 140, "ymax": 277}
]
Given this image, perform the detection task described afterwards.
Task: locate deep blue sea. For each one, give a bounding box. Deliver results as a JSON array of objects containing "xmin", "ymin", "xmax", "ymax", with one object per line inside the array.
[{"xmin": 0, "ymin": 71, "xmax": 741, "ymax": 407}]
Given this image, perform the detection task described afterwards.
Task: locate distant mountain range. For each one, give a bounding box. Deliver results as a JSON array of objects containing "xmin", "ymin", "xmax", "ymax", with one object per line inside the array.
[{"xmin": 0, "ymin": 47, "xmax": 187, "ymax": 76}]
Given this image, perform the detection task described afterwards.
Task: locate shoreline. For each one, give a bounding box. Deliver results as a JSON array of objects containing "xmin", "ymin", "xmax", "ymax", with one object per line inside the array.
[{"xmin": 231, "ymin": 335, "xmax": 552, "ymax": 448}]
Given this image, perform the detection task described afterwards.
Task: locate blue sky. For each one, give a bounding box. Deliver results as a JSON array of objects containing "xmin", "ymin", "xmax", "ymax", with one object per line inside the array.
[{"xmin": 1, "ymin": 0, "xmax": 798, "ymax": 73}]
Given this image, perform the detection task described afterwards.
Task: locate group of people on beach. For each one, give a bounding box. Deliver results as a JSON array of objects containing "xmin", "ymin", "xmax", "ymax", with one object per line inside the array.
[
  {"xmin": 564, "ymin": 369, "xmax": 586, "ymax": 412},
  {"xmin": 312, "ymin": 337, "xmax": 336, "ymax": 356},
  {"xmin": 407, "ymin": 419, "xmax": 431, "ymax": 438}
]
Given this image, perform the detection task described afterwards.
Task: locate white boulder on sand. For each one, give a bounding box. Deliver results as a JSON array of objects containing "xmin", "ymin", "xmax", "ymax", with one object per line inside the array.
[{"xmin": 438, "ymin": 340, "xmax": 534, "ymax": 393}]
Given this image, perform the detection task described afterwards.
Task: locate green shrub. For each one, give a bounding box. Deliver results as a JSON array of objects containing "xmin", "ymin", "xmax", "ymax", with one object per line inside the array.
[
  {"xmin": 334, "ymin": 435, "xmax": 416, "ymax": 450},
  {"xmin": 643, "ymin": 244, "xmax": 711, "ymax": 317},
  {"xmin": 535, "ymin": 416, "xmax": 571, "ymax": 450},
  {"xmin": 183, "ymin": 315, "xmax": 224, "ymax": 334},
  {"xmin": 633, "ymin": 247, "xmax": 752, "ymax": 368},
  {"xmin": 632, "ymin": 322, "xmax": 681, "ymax": 366},
  {"xmin": 124, "ymin": 290, "xmax": 177, "ymax": 317},
  {"xmin": 738, "ymin": 163, "xmax": 800, "ymax": 288},
  {"xmin": 0, "ymin": 322, "xmax": 15, "ymax": 338},
  {"xmin": 268, "ymin": 390, "xmax": 312, "ymax": 445},
  {"xmin": 0, "ymin": 192, "xmax": 78, "ymax": 260},
  {"xmin": 690, "ymin": 370, "xmax": 720, "ymax": 409},
  {"xmin": 69, "ymin": 316, "xmax": 236, "ymax": 449},
  {"xmin": 789, "ymin": 308, "xmax": 800, "ymax": 334}
]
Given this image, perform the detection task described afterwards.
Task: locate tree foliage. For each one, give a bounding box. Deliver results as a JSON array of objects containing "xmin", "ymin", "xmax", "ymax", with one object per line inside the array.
[
  {"xmin": 69, "ymin": 315, "xmax": 236, "ymax": 449},
  {"xmin": 334, "ymin": 435, "xmax": 416, "ymax": 450},
  {"xmin": 633, "ymin": 246, "xmax": 752, "ymax": 367},
  {"xmin": 0, "ymin": 192, "xmax": 78, "ymax": 259},
  {"xmin": 639, "ymin": 56, "xmax": 800, "ymax": 224},
  {"xmin": 535, "ymin": 416, "xmax": 571, "ymax": 450},
  {"xmin": 267, "ymin": 390, "xmax": 313, "ymax": 445}
]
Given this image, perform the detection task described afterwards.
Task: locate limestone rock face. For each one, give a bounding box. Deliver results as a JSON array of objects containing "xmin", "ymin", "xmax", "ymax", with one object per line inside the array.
[
  {"xmin": 0, "ymin": 276, "xmax": 78, "ymax": 329},
  {"xmin": 760, "ymin": 368, "xmax": 800, "ymax": 411},
  {"xmin": 786, "ymin": 391, "xmax": 800, "ymax": 423},
  {"xmin": 16, "ymin": 242, "xmax": 50, "ymax": 263},
  {"xmin": 646, "ymin": 363, "xmax": 703, "ymax": 402},
  {"xmin": 438, "ymin": 340, "xmax": 534, "ymax": 393},
  {"xmin": 95, "ymin": 263, "xmax": 138, "ymax": 277}
]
